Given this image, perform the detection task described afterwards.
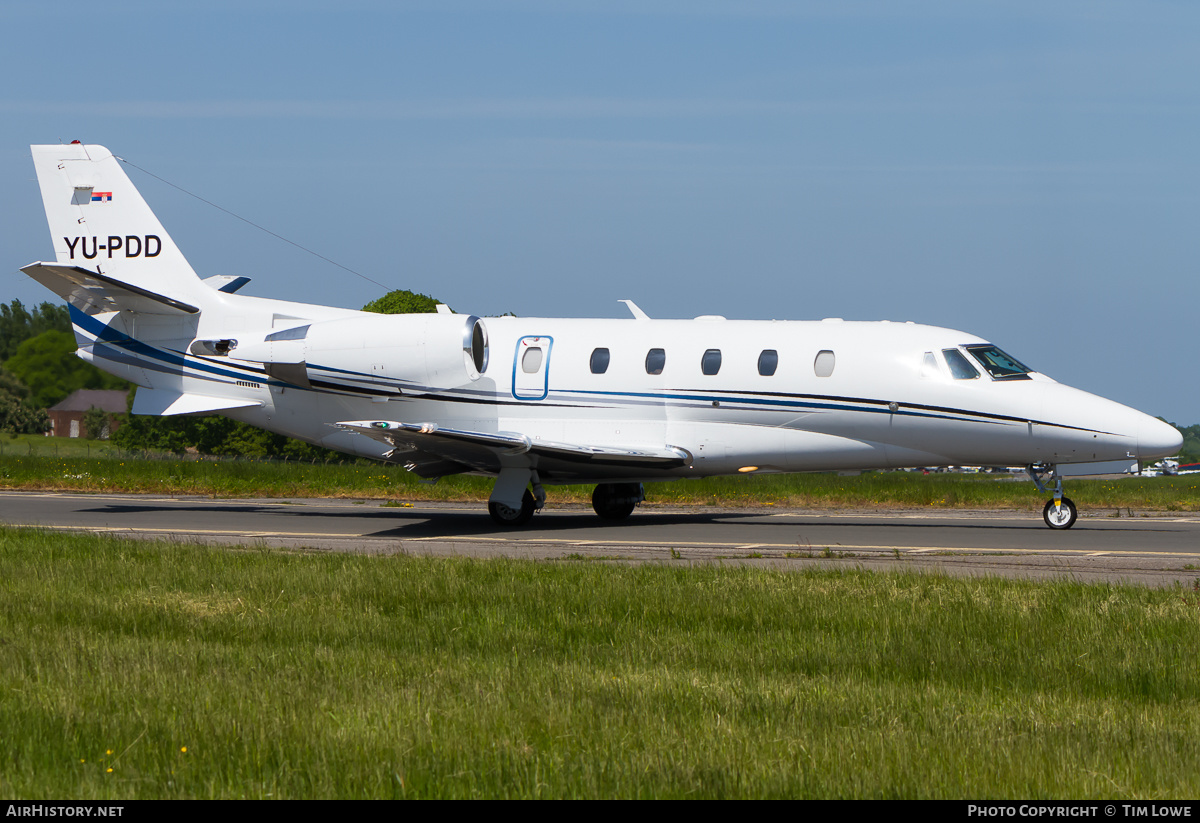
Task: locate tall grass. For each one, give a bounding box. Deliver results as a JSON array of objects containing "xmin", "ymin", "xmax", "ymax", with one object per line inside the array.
[{"xmin": 2, "ymin": 526, "xmax": 1198, "ymax": 798}]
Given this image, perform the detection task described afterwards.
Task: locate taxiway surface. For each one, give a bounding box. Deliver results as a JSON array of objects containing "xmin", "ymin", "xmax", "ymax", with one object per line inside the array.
[{"xmin": 2, "ymin": 490, "xmax": 1198, "ymax": 588}]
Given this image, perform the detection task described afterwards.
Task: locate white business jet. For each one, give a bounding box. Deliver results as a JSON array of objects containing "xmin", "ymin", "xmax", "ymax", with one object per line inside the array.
[{"xmin": 20, "ymin": 143, "xmax": 1182, "ymax": 529}]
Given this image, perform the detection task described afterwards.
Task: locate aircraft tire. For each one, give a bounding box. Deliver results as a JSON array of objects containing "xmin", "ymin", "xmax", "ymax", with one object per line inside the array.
[
  {"xmin": 488, "ymin": 490, "xmax": 536, "ymax": 527},
  {"xmin": 1042, "ymin": 497, "xmax": 1078, "ymax": 530},
  {"xmin": 592, "ymin": 482, "xmax": 643, "ymax": 521}
]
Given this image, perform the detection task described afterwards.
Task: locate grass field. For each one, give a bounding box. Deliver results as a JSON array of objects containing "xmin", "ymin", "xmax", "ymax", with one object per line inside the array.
[
  {"xmin": 2, "ymin": 447, "xmax": 1199, "ymax": 513},
  {"xmin": 2, "ymin": 526, "xmax": 1198, "ymax": 799}
]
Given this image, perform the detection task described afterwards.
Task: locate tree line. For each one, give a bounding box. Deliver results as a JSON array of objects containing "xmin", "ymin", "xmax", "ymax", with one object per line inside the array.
[{"xmin": 0, "ymin": 300, "xmax": 129, "ymax": 434}]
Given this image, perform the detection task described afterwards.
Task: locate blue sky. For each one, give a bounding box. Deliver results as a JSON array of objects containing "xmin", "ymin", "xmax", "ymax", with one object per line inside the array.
[{"xmin": 2, "ymin": 1, "xmax": 1197, "ymax": 425}]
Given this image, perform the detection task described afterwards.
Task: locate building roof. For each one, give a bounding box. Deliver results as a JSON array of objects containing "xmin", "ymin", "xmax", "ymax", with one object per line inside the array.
[{"xmin": 48, "ymin": 389, "xmax": 130, "ymax": 414}]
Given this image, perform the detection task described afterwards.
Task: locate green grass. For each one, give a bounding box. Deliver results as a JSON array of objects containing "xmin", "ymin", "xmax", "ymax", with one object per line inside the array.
[
  {"xmin": 0, "ymin": 432, "xmax": 126, "ymax": 459},
  {"xmin": 3, "ymin": 450, "xmax": 1200, "ymax": 512},
  {"xmin": 0, "ymin": 452, "xmax": 493, "ymax": 500},
  {"xmin": 2, "ymin": 526, "xmax": 1199, "ymax": 798}
]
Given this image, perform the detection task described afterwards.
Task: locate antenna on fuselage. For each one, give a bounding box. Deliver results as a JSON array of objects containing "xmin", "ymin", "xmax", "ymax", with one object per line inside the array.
[{"xmin": 619, "ymin": 299, "xmax": 650, "ymax": 320}]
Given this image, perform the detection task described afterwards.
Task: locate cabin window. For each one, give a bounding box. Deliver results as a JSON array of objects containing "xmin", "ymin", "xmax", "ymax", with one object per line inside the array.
[
  {"xmin": 814, "ymin": 350, "xmax": 835, "ymax": 378},
  {"xmin": 942, "ymin": 348, "xmax": 979, "ymax": 380},
  {"xmin": 645, "ymin": 348, "xmax": 666, "ymax": 375},
  {"xmin": 758, "ymin": 349, "xmax": 778, "ymax": 376},
  {"xmin": 521, "ymin": 346, "xmax": 544, "ymax": 374},
  {"xmin": 701, "ymin": 349, "xmax": 722, "ymax": 376},
  {"xmin": 964, "ymin": 345, "xmax": 1033, "ymax": 380},
  {"xmin": 590, "ymin": 347, "xmax": 610, "ymax": 374}
]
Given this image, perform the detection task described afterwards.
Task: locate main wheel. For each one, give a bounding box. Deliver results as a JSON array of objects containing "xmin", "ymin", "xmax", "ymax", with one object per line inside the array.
[
  {"xmin": 489, "ymin": 489, "xmax": 536, "ymax": 527},
  {"xmin": 591, "ymin": 483, "xmax": 643, "ymax": 521},
  {"xmin": 1043, "ymin": 497, "xmax": 1078, "ymax": 530}
]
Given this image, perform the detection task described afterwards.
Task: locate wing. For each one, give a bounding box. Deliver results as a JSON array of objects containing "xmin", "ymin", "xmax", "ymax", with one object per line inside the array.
[{"xmin": 337, "ymin": 419, "xmax": 692, "ymax": 479}]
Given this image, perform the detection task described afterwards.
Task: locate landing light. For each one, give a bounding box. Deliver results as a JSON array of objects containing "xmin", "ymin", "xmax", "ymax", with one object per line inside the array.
[{"xmin": 738, "ymin": 466, "xmax": 758, "ymax": 473}]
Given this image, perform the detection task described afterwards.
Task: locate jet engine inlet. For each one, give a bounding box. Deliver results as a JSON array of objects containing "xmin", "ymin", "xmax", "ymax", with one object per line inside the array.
[{"xmin": 464, "ymin": 315, "xmax": 489, "ymax": 378}]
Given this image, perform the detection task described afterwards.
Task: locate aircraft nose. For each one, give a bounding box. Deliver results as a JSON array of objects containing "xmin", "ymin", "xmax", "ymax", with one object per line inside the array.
[{"xmin": 1138, "ymin": 416, "xmax": 1183, "ymax": 460}]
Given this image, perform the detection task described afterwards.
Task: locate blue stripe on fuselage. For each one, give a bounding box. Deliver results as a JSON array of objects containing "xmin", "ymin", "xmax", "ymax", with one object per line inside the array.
[{"xmin": 71, "ymin": 306, "xmax": 267, "ymax": 384}]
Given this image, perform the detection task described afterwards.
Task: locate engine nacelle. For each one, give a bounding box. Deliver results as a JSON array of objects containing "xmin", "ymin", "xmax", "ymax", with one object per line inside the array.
[{"xmin": 231, "ymin": 312, "xmax": 489, "ymax": 395}]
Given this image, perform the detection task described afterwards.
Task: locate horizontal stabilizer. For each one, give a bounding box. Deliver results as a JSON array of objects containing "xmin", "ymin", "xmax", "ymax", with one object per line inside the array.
[
  {"xmin": 337, "ymin": 420, "xmax": 692, "ymax": 474},
  {"xmin": 20, "ymin": 262, "xmax": 199, "ymax": 316},
  {"xmin": 132, "ymin": 389, "xmax": 261, "ymax": 417},
  {"xmin": 202, "ymin": 275, "xmax": 251, "ymax": 294}
]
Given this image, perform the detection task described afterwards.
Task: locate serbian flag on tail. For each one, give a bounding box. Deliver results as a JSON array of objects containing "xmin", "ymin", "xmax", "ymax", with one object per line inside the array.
[{"xmin": 91, "ymin": 191, "xmax": 112, "ymax": 202}]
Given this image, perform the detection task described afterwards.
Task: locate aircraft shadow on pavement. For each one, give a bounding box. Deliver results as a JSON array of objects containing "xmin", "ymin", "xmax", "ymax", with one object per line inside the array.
[
  {"xmin": 78, "ymin": 502, "xmax": 1183, "ymax": 539},
  {"xmin": 81, "ymin": 501, "xmax": 764, "ymax": 538},
  {"xmin": 360, "ymin": 509, "xmax": 775, "ymax": 538}
]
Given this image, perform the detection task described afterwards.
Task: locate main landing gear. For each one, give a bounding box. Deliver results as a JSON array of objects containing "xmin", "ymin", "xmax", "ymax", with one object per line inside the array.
[
  {"xmin": 1027, "ymin": 463, "xmax": 1078, "ymax": 530},
  {"xmin": 591, "ymin": 482, "xmax": 646, "ymax": 521},
  {"xmin": 487, "ymin": 469, "xmax": 546, "ymax": 527},
  {"xmin": 488, "ymin": 489, "xmax": 537, "ymax": 527},
  {"xmin": 486, "ymin": 477, "xmax": 647, "ymax": 526}
]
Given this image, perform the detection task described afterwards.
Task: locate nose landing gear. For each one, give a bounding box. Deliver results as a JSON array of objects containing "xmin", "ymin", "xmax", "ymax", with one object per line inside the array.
[
  {"xmin": 1027, "ymin": 463, "xmax": 1078, "ymax": 530},
  {"xmin": 1042, "ymin": 496, "xmax": 1078, "ymax": 530}
]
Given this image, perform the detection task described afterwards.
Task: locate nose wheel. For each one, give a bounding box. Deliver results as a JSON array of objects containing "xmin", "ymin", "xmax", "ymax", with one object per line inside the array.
[
  {"xmin": 1042, "ymin": 497, "xmax": 1077, "ymax": 530},
  {"xmin": 1028, "ymin": 463, "xmax": 1079, "ymax": 530}
]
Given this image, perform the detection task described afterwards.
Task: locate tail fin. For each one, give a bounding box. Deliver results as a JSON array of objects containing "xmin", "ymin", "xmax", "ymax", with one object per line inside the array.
[{"xmin": 29, "ymin": 143, "xmax": 206, "ymax": 310}]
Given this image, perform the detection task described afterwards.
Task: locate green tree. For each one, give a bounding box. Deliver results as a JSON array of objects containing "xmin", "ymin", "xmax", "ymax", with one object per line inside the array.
[
  {"xmin": 0, "ymin": 368, "xmax": 49, "ymax": 434},
  {"xmin": 1169, "ymin": 422, "xmax": 1200, "ymax": 463},
  {"xmin": 110, "ymin": 410, "xmax": 188, "ymax": 454},
  {"xmin": 83, "ymin": 406, "xmax": 113, "ymax": 440},
  {"xmin": 0, "ymin": 394, "xmax": 48, "ymax": 434},
  {"xmin": 0, "ymin": 300, "xmax": 71, "ymax": 361},
  {"xmin": 361, "ymin": 290, "xmax": 445, "ymax": 314},
  {"xmin": 4, "ymin": 330, "xmax": 129, "ymax": 409},
  {"xmin": 0, "ymin": 367, "xmax": 33, "ymax": 404}
]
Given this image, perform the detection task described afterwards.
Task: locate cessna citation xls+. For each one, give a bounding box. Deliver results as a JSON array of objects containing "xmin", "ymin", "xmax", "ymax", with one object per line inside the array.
[{"xmin": 20, "ymin": 143, "xmax": 1182, "ymax": 529}]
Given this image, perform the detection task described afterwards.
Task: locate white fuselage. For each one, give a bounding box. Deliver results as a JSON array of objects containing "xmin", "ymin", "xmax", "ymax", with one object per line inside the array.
[{"xmin": 70, "ymin": 297, "xmax": 1180, "ymax": 484}]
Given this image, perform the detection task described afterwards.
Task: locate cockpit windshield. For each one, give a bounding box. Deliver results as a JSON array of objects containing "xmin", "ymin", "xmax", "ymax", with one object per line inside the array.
[
  {"xmin": 942, "ymin": 348, "xmax": 979, "ymax": 380},
  {"xmin": 964, "ymin": 345, "xmax": 1033, "ymax": 380}
]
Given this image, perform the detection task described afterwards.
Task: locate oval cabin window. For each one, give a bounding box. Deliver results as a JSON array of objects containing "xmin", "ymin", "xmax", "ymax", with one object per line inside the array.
[
  {"xmin": 590, "ymin": 347, "xmax": 610, "ymax": 374},
  {"xmin": 758, "ymin": 350, "xmax": 778, "ymax": 376},
  {"xmin": 645, "ymin": 348, "xmax": 666, "ymax": 375},
  {"xmin": 814, "ymin": 350, "xmax": 835, "ymax": 378}
]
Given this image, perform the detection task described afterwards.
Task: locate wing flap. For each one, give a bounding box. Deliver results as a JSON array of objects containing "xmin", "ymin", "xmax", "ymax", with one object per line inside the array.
[
  {"xmin": 337, "ymin": 420, "xmax": 692, "ymax": 474},
  {"xmin": 20, "ymin": 262, "xmax": 199, "ymax": 315}
]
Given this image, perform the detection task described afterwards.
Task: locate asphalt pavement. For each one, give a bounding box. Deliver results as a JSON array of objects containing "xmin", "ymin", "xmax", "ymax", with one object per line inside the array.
[{"xmin": 3, "ymin": 490, "xmax": 1198, "ymax": 588}]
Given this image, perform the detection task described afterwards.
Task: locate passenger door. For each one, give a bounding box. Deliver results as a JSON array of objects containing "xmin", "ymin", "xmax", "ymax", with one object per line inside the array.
[{"xmin": 512, "ymin": 335, "xmax": 553, "ymax": 400}]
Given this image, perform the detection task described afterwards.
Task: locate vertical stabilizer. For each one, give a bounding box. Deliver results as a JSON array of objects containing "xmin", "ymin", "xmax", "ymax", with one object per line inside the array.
[{"xmin": 30, "ymin": 143, "xmax": 205, "ymax": 308}]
